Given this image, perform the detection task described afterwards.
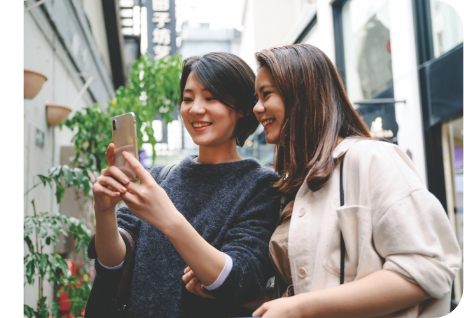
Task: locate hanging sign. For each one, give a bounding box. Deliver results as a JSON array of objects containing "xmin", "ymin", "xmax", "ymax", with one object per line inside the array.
[
  {"xmin": 147, "ymin": 0, "xmax": 177, "ymax": 60},
  {"xmin": 358, "ymin": 104, "xmax": 399, "ymax": 143}
]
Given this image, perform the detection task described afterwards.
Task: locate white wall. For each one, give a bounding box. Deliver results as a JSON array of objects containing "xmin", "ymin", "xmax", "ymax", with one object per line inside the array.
[
  {"xmin": 300, "ymin": 0, "xmax": 336, "ymax": 62},
  {"xmin": 388, "ymin": 0, "xmax": 427, "ymax": 183},
  {"xmin": 82, "ymin": 0, "xmax": 112, "ymax": 76},
  {"xmin": 24, "ymin": 9, "xmax": 96, "ymax": 308},
  {"xmin": 239, "ymin": 0, "xmax": 256, "ymax": 71},
  {"xmin": 240, "ymin": 0, "xmax": 307, "ymax": 71}
]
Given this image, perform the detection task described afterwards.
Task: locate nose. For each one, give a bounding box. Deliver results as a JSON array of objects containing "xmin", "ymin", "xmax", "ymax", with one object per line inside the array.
[
  {"xmin": 253, "ymin": 100, "xmax": 265, "ymax": 116},
  {"xmin": 189, "ymin": 100, "xmax": 206, "ymax": 115}
]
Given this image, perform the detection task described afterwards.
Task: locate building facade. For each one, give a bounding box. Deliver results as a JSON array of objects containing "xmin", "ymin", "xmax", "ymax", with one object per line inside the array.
[
  {"xmin": 24, "ymin": 0, "xmax": 130, "ymax": 309},
  {"xmin": 240, "ymin": 0, "xmax": 463, "ymax": 306}
]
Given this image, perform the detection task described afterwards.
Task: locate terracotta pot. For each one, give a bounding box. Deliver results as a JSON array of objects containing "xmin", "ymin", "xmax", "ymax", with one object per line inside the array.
[
  {"xmin": 46, "ymin": 104, "xmax": 72, "ymax": 126},
  {"xmin": 24, "ymin": 69, "xmax": 47, "ymax": 99}
]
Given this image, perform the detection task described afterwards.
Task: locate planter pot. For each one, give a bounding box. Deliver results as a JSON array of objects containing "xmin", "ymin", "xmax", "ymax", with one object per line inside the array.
[
  {"xmin": 24, "ymin": 69, "xmax": 47, "ymax": 99},
  {"xmin": 46, "ymin": 104, "xmax": 72, "ymax": 126}
]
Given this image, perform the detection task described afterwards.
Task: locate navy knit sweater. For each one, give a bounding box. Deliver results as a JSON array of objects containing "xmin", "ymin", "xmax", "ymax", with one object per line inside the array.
[{"xmin": 96, "ymin": 156, "xmax": 280, "ymax": 317}]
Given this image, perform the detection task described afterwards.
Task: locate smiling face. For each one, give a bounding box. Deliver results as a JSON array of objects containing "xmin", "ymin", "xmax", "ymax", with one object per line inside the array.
[
  {"xmin": 253, "ymin": 66, "xmax": 286, "ymax": 145},
  {"xmin": 181, "ymin": 72, "xmax": 242, "ymax": 147}
]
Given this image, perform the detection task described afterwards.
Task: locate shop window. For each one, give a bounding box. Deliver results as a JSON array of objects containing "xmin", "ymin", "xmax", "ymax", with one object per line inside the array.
[
  {"xmin": 430, "ymin": 0, "xmax": 463, "ymax": 59},
  {"xmin": 341, "ymin": 0, "xmax": 392, "ymax": 102},
  {"xmin": 441, "ymin": 116, "xmax": 463, "ymax": 302}
]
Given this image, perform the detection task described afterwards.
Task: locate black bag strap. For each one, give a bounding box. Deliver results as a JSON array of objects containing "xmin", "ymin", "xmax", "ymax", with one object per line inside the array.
[
  {"xmin": 87, "ymin": 228, "xmax": 136, "ymax": 315},
  {"xmin": 339, "ymin": 157, "xmax": 346, "ymax": 285},
  {"xmin": 156, "ymin": 164, "xmax": 176, "ymax": 184}
]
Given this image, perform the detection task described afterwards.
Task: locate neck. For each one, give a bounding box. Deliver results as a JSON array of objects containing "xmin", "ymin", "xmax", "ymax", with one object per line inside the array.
[{"xmin": 197, "ymin": 139, "xmax": 242, "ymax": 164}]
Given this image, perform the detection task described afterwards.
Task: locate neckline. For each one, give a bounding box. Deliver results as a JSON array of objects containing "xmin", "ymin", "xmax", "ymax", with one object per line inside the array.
[{"xmin": 179, "ymin": 155, "xmax": 261, "ymax": 177}]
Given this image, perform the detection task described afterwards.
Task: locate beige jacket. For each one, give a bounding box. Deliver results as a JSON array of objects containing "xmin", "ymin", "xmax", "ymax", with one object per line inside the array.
[{"xmin": 287, "ymin": 138, "xmax": 461, "ymax": 318}]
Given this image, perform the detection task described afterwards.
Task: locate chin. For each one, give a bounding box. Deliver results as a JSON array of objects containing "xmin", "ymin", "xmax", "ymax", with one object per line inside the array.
[
  {"xmin": 192, "ymin": 136, "xmax": 215, "ymax": 146},
  {"xmin": 265, "ymin": 134, "xmax": 279, "ymax": 145}
]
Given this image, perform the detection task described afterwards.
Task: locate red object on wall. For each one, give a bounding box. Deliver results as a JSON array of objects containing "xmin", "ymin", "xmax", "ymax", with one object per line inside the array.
[{"xmin": 57, "ymin": 261, "xmax": 74, "ymax": 313}]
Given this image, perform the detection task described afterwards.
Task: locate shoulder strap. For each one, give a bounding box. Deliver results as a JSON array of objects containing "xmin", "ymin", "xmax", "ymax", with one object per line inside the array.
[
  {"xmin": 340, "ymin": 157, "xmax": 346, "ymax": 285},
  {"xmin": 156, "ymin": 164, "xmax": 176, "ymax": 184}
]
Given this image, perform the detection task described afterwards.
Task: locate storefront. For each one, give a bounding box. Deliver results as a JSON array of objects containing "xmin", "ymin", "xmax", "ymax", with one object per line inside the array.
[
  {"xmin": 413, "ymin": 0, "xmax": 463, "ymax": 305},
  {"xmin": 295, "ymin": 0, "xmax": 463, "ymax": 307}
]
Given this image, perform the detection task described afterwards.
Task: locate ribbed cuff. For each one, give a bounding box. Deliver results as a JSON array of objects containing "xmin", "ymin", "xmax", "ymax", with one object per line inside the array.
[
  {"xmin": 204, "ymin": 253, "xmax": 233, "ymax": 290},
  {"xmin": 97, "ymin": 258, "xmax": 125, "ymax": 270}
]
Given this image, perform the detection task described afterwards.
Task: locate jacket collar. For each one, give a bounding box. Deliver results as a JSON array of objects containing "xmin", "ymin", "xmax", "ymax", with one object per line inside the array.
[{"xmin": 332, "ymin": 137, "xmax": 362, "ymax": 159}]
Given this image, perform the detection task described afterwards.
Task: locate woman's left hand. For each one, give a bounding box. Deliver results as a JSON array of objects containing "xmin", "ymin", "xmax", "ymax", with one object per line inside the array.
[
  {"xmin": 120, "ymin": 151, "xmax": 181, "ymax": 231},
  {"xmin": 253, "ymin": 297, "xmax": 303, "ymax": 318},
  {"xmin": 182, "ymin": 266, "xmax": 216, "ymax": 299}
]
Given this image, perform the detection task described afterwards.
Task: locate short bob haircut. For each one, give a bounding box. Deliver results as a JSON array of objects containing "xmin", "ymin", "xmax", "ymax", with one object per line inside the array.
[
  {"xmin": 256, "ymin": 44, "xmax": 371, "ymax": 195},
  {"xmin": 180, "ymin": 52, "xmax": 259, "ymax": 147}
]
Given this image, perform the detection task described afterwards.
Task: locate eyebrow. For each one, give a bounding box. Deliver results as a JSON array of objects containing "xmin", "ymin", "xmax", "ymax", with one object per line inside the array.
[
  {"xmin": 258, "ymin": 84, "xmax": 276, "ymax": 92},
  {"xmin": 183, "ymin": 88, "xmax": 211, "ymax": 93}
]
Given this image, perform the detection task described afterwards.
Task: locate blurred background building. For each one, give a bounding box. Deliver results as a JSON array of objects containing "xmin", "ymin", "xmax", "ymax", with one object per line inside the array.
[{"xmin": 24, "ymin": 0, "xmax": 462, "ymax": 311}]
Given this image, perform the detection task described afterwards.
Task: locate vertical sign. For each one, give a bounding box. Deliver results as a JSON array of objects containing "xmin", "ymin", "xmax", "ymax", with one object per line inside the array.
[{"xmin": 147, "ymin": 0, "xmax": 177, "ymax": 60}]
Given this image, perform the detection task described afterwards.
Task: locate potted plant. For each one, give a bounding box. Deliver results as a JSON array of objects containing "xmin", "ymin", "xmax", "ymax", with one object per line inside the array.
[
  {"xmin": 24, "ymin": 166, "xmax": 93, "ymax": 318},
  {"xmin": 46, "ymin": 104, "xmax": 73, "ymax": 127},
  {"xmin": 24, "ymin": 69, "xmax": 47, "ymax": 99}
]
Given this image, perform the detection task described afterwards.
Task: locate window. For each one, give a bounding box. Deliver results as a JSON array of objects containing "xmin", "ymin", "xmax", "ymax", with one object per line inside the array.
[
  {"xmin": 341, "ymin": 0, "xmax": 392, "ymax": 102},
  {"xmin": 430, "ymin": 0, "xmax": 463, "ymax": 58}
]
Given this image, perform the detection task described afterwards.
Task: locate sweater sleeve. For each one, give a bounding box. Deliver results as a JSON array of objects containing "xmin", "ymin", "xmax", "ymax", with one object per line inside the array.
[
  {"xmin": 115, "ymin": 165, "xmax": 164, "ymax": 241},
  {"xmin": 206, "ymin": 178, "xmax": 280, "ymax": 304},
  {"xmin": 374, "ymin": 189, "xmax": 462, "ymax": 299},
  {"xmin": 95, "ymin": 166, "xmax": 163, "ymax": 280}
]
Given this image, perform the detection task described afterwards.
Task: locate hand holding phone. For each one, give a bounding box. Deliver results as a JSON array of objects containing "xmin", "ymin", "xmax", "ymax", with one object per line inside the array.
[{"xmin": 92, "ymin": 143, "xmax": 129, "ymax": 213}]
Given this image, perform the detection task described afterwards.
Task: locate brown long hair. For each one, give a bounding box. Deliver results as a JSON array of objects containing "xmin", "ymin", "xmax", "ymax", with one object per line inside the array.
[{"xmin": 256, "ymin": 44, "xmax": 371, "ymax": 194}]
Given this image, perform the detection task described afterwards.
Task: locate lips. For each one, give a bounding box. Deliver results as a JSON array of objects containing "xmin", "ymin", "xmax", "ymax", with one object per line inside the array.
[
  {"xmin": 192, "ymin": 121, "xmax": 212, "ymax": 131},
  {"xmin": 192, "ymin": 122, "xmax": 212, "ymax": 128},
  {"xmin": 261, "ymin": 118, "xmax": 275, "ymax": 129}
]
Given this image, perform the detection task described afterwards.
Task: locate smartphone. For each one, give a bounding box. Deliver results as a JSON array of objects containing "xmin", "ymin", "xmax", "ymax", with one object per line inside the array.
[{"xmin": 112, "ymin": 112, "xmax": 139, "ymax": 182}]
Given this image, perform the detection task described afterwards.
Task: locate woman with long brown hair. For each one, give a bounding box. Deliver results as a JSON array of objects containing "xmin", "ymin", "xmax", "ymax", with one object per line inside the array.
[
  {"xmin": 250, "ymin": 44, "xmax": 461, "ymax": 317},
  {"xmin": 183, "ymin": 44, "xmax": 461, "ymax": 317}
]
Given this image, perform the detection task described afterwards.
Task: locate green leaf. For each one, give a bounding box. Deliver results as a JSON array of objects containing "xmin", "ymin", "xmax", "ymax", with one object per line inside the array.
[
  {"xmin": 24, "ymin": 236, "xmax": 34, "ymax": 253},
  {"xmin": 25, "ymin": 261, "xmax": 35, "ymax": 285},
  {"xmin": 38, "ymin": 175, "xmax": 50, "ymax": 188},
  {"xmin": 55, "ymin": 184, "xmax": 65, "ymax": 204},
  {"xmin": 24, "ymin": 304, "xmax": 35, "ymax": 318},
  {"xmin": 39, "ymin": 254, "xmax": 48, "ymax": 274},
  {"xmin": 45, "ymin": 237, "xmax": 51, "ymax": 246},
  {"xmin": 63, "ymin": 165, "xmax": 73, "ymax": 186},
  {"xmin": 51, "ymin": 302, "xmax": 60, "ymax": 318}
]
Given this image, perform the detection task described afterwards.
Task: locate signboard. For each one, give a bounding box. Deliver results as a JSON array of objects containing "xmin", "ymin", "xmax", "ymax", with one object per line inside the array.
[
  {"xmin": 36, "ymin": 129, "xmax": 45, "ymax": 148},
  {"xmin": 357, "ymin": 104, "xmax": 398, "ymax": 143},
  {"xmin": 146, "ymin": 0, "xmax": 177, "ymax": 60}
]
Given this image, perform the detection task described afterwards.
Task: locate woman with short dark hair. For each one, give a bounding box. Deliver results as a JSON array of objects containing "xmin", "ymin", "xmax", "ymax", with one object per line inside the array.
[{"xmin": 90, "ymin": 52, "xmax": 280, "ymax": 317}]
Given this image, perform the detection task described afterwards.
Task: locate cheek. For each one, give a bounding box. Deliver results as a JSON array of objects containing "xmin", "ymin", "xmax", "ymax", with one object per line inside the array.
[
  {"xmin": 180, "ymin": 105, "xmax": 189, "ymax": 121},
  {"xmin": 213, "ymin": 105, "xmax": 239, "ymax": 129},
  {"xmin": 272, "ymin": 98, "xmax": 286, "ymax": 123}
]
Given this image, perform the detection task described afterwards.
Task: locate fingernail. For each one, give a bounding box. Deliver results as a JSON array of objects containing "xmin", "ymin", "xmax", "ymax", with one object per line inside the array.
[
  {"xmin": 122, "ymin": 151, "xmax": 127, "ymax": 156},
  {"xmin": 123, "ymin": 177, "xmax": 129, "ymax": 184},
  {"xmin": 120, "ymin": 187, "xmax": 127, "ymax": 193}
]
